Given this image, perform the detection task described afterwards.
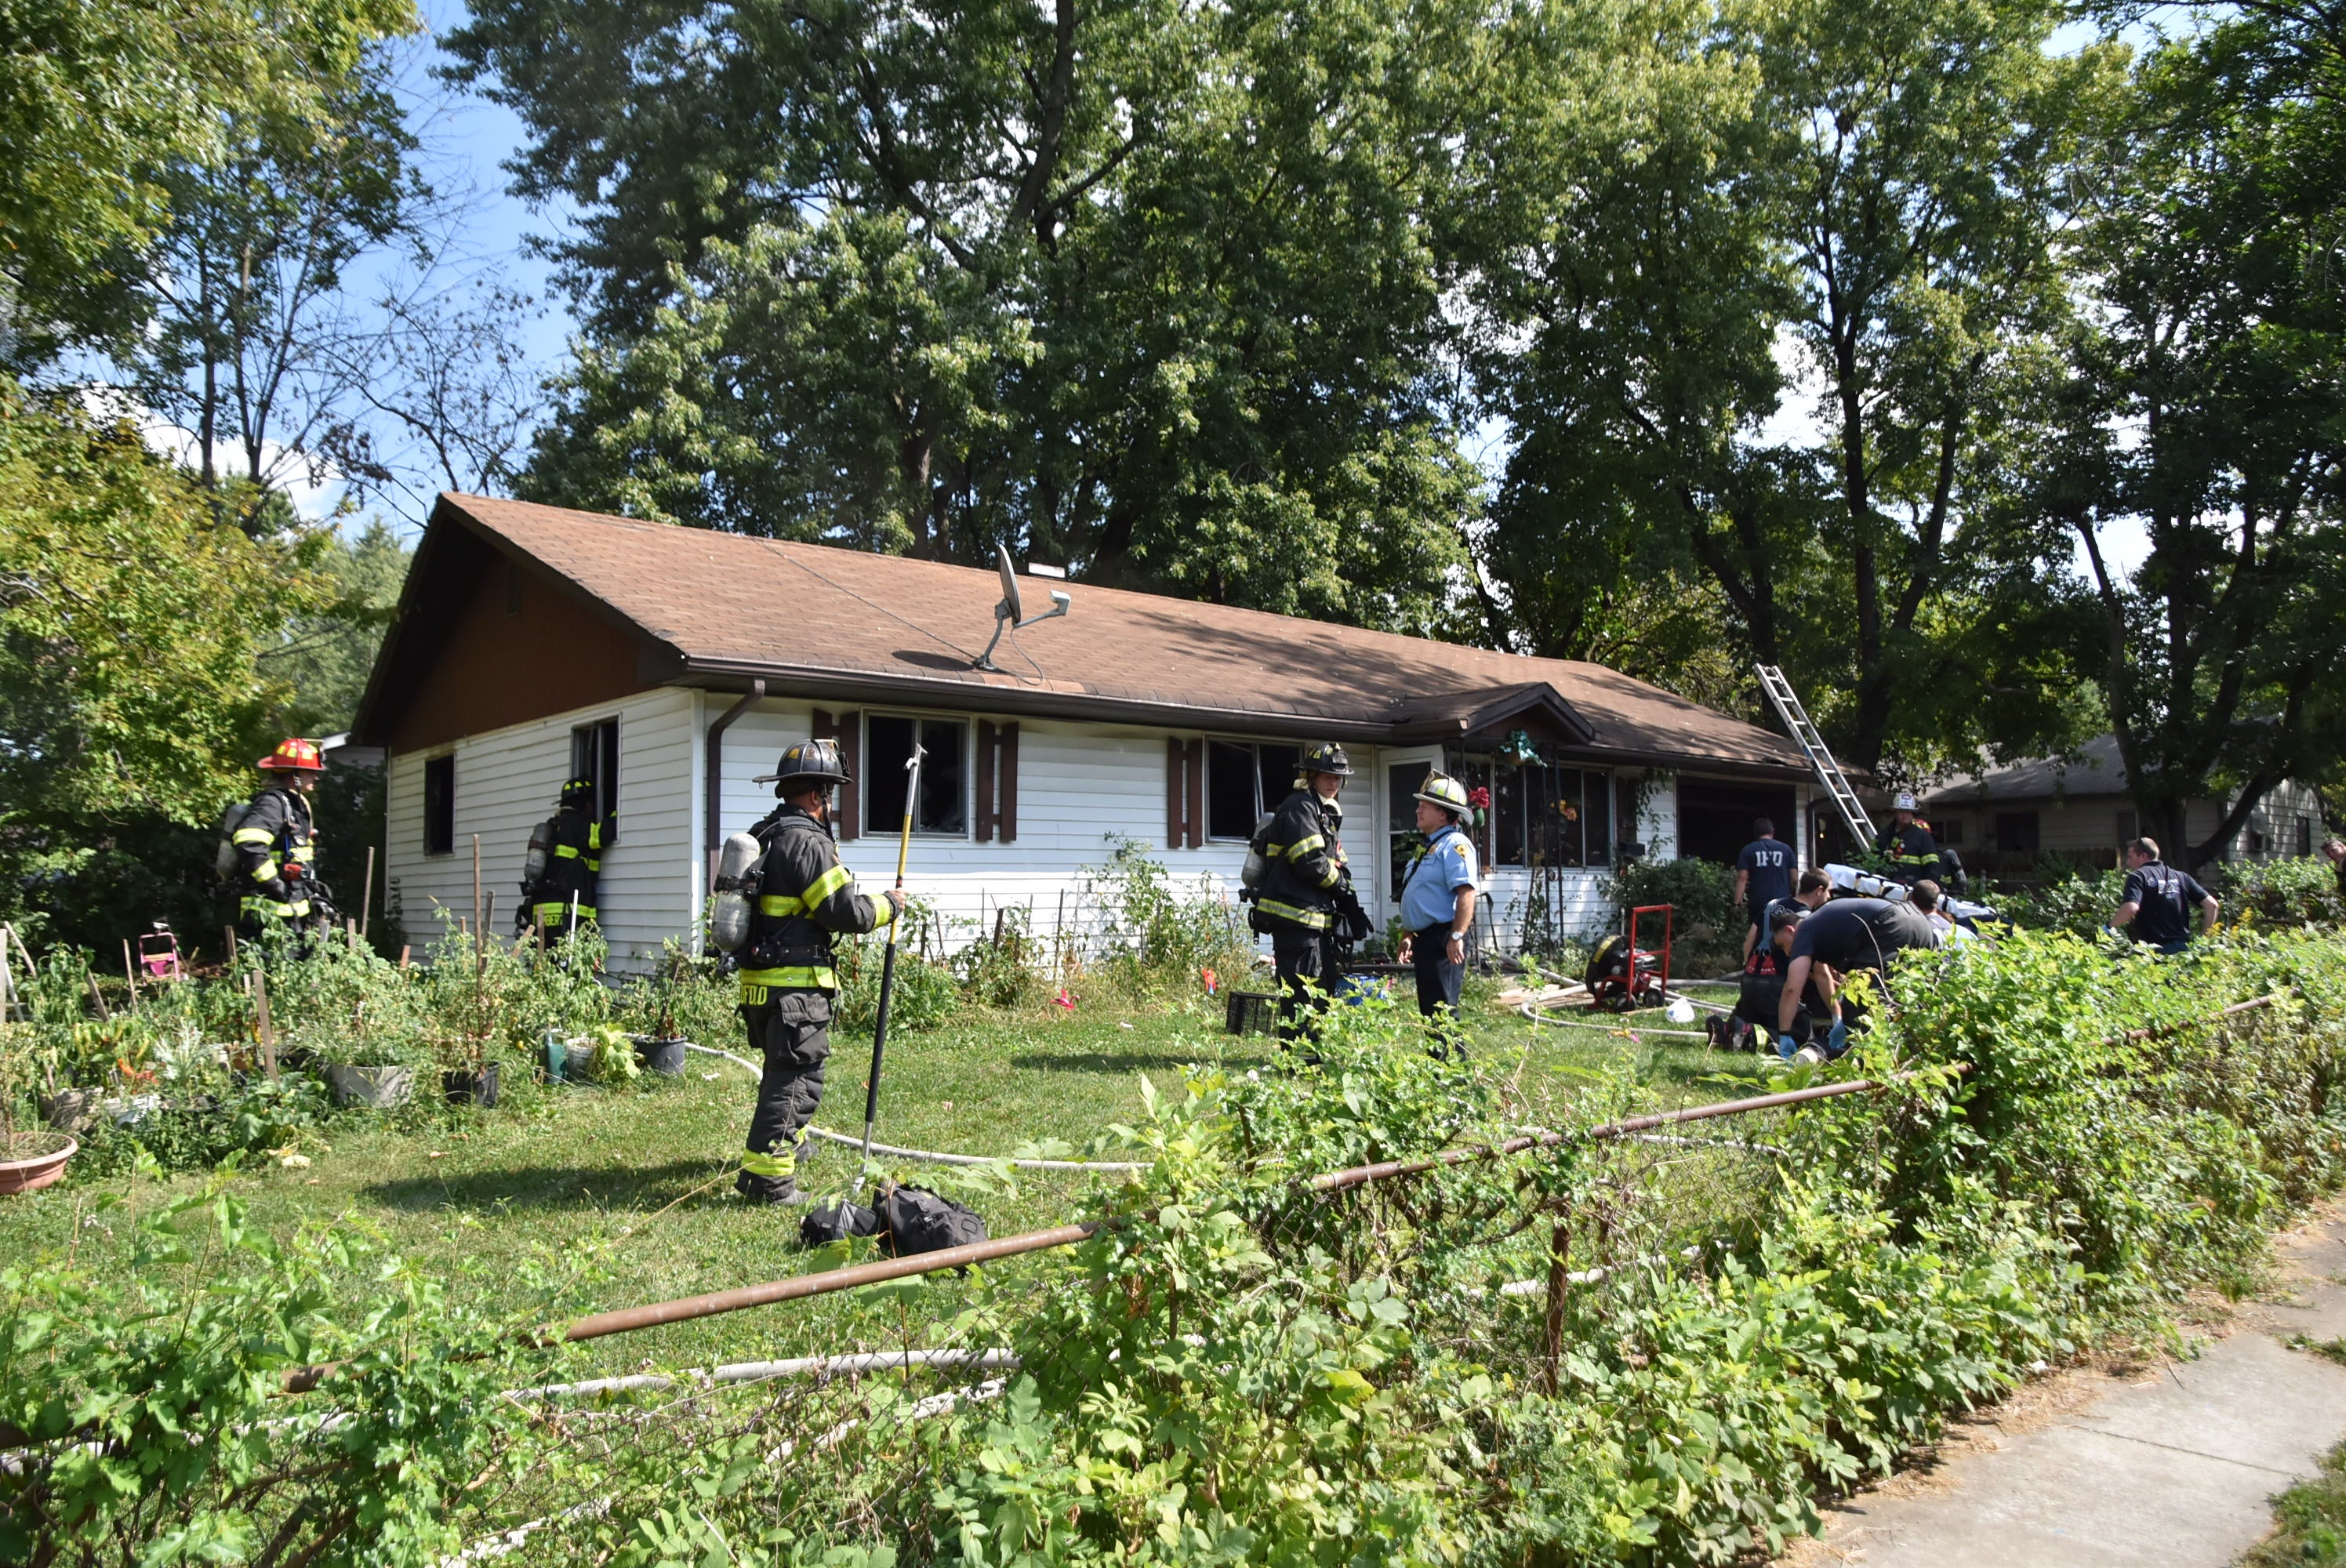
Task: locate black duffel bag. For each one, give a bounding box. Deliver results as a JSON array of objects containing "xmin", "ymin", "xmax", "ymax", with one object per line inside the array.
[
  {"xmin": 876, "ymin": 1184, "xmax": 988, "ymax": 1257},
  {"xmin": 799, "ymin": 1201, "xmax": 881, "ymax": 1247}
]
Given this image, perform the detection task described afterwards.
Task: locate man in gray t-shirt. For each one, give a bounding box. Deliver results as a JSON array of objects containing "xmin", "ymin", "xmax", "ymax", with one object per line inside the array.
[{"xmin": 1774, "ymin": 889, "xmax": 1942, "ymax": 1058}]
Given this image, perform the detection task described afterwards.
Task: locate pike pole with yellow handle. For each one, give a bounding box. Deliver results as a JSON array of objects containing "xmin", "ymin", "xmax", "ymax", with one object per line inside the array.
[{"xmin": 860, "ymin": 743, "xmax": 923, "ymax": 1170}]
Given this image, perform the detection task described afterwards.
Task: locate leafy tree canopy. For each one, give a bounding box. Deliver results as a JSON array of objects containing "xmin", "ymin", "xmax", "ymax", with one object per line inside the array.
[
  {"xmin": 0, "ymin": 0, "xmax": 417, "ymax": 360},
  {"xmin": 446, "ymin": 0, "xmax": 1477, "ymax": 631}
]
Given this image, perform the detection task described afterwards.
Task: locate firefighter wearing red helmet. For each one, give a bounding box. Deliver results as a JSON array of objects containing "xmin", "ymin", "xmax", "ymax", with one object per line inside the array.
[{"xmin": 231, "ymin": 739, "xmax": 329, "ymax": 941}]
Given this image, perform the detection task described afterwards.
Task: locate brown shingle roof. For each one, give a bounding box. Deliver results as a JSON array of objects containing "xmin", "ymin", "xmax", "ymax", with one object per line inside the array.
[{"xmin": 380, "ymin": 493, "xmax": 1805, "ymax": 775}]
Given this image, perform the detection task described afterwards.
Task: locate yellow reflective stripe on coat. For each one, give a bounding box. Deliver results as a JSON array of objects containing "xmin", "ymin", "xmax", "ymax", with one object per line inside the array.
[
  {"xmin": 232, "ymin": 827, "xmax": 274, "ymax": 845},
  {"xmin": 1284, "ymin": 833, "xmax": 1325, "ymax": 860},
  {"xmin": 250, "ymin": 862, "xmax": 281, "ymax": 883},
  {"xmin": 801, "ymin": 863, "xmax": 851, "ymax": 906},
  {"xmin": 242, "ymin": 896, "xmax": 298, "ymax": 919},
  {"xmin": 1255, "ymin": 898, "xmax": 1331, "ymax": 931},
  {"xmin": 757, "ymin": 893, "xmax": 804, "ymax": 917},
  {"xmin": 289, "ymin": 844, "xmax": 315, "ymax": 863},
  {"xmin": 536, "ymin": 902, "xmax": 597, "ymax": 927}
]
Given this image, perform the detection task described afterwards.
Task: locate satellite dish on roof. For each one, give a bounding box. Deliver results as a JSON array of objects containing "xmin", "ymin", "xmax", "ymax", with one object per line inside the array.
[
  {"xmin": 995, "ymin": 543, "xmax": 1023, "ymax": 623},
  {"xmin": 975, "ymin": 544, "xmax": 1072, "ymax": 672}
]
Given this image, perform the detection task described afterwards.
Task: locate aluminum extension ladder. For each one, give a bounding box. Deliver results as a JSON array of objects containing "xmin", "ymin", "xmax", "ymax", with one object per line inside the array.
[{"xmin": 1754, "ymin": 664, "xmax": 1874, "ymax": 848}]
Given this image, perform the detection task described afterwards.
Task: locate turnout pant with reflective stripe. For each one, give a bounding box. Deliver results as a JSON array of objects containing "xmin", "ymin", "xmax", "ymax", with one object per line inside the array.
[
  {"xmin": 742, "ymin": 990, "xmax": 833, "ymax": 1195},
  {"xmin": 1272, "ymin": 928, "xmax": 1337, "ymax": 1043}
]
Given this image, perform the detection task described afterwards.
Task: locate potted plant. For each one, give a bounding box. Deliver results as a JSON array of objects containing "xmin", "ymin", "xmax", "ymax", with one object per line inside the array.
[
  {"xmin": 2, "ymin": 1022, "xmax": 77, "ymax": 1195},
  {"xmin": 437, "ymin": 1028, "xmax": 501, "ymax": 1108},
  {"xmin": 321, "ymin": 1026, "xmax": 425, "ymax": 1109},
  {"xmin": 631, "ymin": 951, "xmax": 690, "ymax": 1076}
]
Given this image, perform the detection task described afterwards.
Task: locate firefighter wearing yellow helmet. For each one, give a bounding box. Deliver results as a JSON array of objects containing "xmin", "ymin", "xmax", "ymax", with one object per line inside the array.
[{"xmin": 229, "ymin": 739, "xmax": 329, "ymax": 942}]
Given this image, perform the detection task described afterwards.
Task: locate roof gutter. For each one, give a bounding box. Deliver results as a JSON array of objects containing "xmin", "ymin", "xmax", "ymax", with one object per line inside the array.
[{"xmin": 704, "ymin": 680, "xmax": 764, "ymax": 887}]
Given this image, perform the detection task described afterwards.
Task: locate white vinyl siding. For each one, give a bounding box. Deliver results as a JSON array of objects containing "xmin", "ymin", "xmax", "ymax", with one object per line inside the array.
[
  {"xmin": 384, "ymin": 688, "xmax": 697, "ymax": 971},
  {"xmin": 390, "ymin": 691, "xmax": 1695, "ymax": 969}
]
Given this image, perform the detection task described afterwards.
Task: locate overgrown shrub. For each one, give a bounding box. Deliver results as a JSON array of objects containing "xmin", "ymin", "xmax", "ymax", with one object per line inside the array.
[
  {"xmin": 1081, "ymin": 836, "xmax": 1255, "ymax": 1004},
  {"xmin": 0, "ymin": 1174, "xmax": 572, "ymax": 1566},
  {"xmin": 2218, "ymin": 855, "xmax": 2346, "ymax": 929},
  {"xmin": 1601, "ymin": 855, "xmax": 1741, "ymax": 971}
]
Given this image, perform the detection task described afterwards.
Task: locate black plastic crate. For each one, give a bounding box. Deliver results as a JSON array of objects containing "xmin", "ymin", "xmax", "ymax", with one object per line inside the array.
[{"xmin": 1225, "ymin": 989, "xmax": 1278, "ymax": 1036}]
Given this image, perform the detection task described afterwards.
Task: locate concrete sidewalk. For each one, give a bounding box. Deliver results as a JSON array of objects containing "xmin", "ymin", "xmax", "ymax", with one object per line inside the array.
[{"xmin": 1786, "ymin": 1205, "xmax": 2346, "ymax": 1567}]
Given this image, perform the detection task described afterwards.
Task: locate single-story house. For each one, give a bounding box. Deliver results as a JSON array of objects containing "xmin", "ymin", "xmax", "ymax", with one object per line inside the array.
[
  {"xmin": 1923, "ymin": 734, "xmax": 2326, "ymax": 874},
  {"xmin": 350, "ymin": 495, "xmax": 1815, "ymax": 969}
]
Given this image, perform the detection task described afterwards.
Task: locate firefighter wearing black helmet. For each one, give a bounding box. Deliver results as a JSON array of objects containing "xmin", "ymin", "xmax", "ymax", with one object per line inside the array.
[
  {"xmin": 1255, "ymin": 740, "xmax": 1354, "ymax": 1042},
  {"xmin": 521, "ymin": 777, "xmax": 602, "ymax": 937},
  {"xmin": 732, "ymin": 738, "xmax": 904, "ymax": 1205}
]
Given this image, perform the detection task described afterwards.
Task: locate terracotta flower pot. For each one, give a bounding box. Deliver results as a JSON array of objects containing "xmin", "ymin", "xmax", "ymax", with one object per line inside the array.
[{"xmin": 0, "ymin": 1131, "xmax": 78, "ymax": 1196}]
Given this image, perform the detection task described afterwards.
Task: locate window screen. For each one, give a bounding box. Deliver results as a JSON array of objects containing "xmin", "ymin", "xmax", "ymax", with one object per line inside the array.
[
  {"xmin": 1996, "ymin": 812, "xmax": 2040, "ymax": 852},
  {"xmin": 1484, "ymin": 764, "xmax": 1610, "ymax": 867},
  {"xmin": 423, "ymin": 755, "xmax": 454, "ymax": 856},
  {"xmin": 569, "ymin": 719, "xmax": 619, "ymax": 844},
  {"xmin": 867, "ymin": 715, "xmax": 968, "ymax": 834}
]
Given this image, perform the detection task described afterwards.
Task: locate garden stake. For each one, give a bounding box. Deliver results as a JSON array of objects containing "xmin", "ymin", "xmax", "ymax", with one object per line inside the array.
[
  {"xmin": 85, "ymin": 967, "xmax": 110, "ymax": 1022},
  {"xmin": 860, "ymin": 742, "xmax": 924, "ymax": 1171},
  {"xmin": 120, "ymin": 941, "xmax": 139, "ymax": 1011},
  {"xmin": 1540, "ymin": 1205, "xmax": 1573, "ymax": 1396},
  {"xmin": 254, "ymin": 968, "xmax": 277, "ymax": 1080},
  {"xmin": 359, "ymin": 845, "xmax": 375, "ymax": 940}
]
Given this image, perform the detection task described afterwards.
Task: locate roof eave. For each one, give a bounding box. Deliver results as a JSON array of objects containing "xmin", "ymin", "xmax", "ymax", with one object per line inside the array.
[{"xmin": 671, "ymin": 659, "xmax": 1811, "ymax": 775}]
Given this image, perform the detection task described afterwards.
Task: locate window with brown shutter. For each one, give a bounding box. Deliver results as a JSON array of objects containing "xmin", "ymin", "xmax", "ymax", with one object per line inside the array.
[
  {"xmin": 812, "ymin": 709, "xmax": 860, "ymax": 839},
  {"xmin": 1167, "ymin": 738, "xmax": 1189, "ymax": 848},
  {"xmin": 972, "ymin": 721, "xmax": 1020, "ymax": 843},
  {"xmin": 998, "ymin": 723, "xmax": 1018, "ymax": 841},
  {"xmin": 1186, "ymin": 738, "xmax": 1204, "ymax": 850}
]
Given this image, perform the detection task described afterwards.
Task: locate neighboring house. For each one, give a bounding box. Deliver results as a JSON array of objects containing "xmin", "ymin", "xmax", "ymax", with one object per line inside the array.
[
  {"xmin": 350, "ymin": 495, "xmax": 1814, "ymax": 968},
  {"xmin": 1923, "ymin": 734, "xmax": 2326, "ymax": 874}
]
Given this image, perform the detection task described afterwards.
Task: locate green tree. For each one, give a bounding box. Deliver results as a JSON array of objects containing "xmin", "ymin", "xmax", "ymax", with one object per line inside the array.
[
  {"xmin": 1464, "ymin": 0, "xmax": 2115, "ymax": 773},
  {"xmin": 127, "ymin": 53, "xmax": 427, "ymax": 511},
  {"xmin": 0, "ymin": 0, "xmax": 416, "ymax": 362},
  {"xmin": 263, "ymin": 517, "xmax": 412, "ymax": 735},
  {"xmin": 2052, "ymin": 13, "xmax": 2346, "ymax": 868},
  {"xmin": 0, "ymin": 379, "xmax": 332, "ymax": 929},
  {"xmin": 448, "ymin": 0, "xmax": 1476, "ymax": 629}
]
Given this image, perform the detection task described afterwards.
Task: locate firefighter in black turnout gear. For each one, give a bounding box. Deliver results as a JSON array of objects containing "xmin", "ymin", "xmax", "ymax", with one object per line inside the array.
[
  {"xmin": 230, "ymin": 738, "xmax": 330, "ymax": 945},
  {"xmin": 1253, "ymin": 742, "xmax": 1356, "ymax": 1043},
  {"xmin": 520, "ymin": 777, "xmax": 601, "ymax": 938},
  {"xmin": 1876, "ymin": 792, "xmax": 1941, "ymax": 885},
  {"xmin": 730, "ymin": 739, "xmax": 904, "ymax": 1205}
]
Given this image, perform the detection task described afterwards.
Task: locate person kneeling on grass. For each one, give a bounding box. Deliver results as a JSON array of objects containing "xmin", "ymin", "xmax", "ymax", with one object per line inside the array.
[
  {"xmin": 1774, "ymin": 882, "xmax": 1943, "ymax": 1063},
  {"xmin": 1721, "ymin": 903, "xmax": 1831, "ymax": 1053}
]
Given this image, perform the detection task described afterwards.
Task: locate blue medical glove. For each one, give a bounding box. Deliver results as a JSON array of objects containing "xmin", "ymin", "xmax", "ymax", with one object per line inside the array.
[
  {"xmin": 1825, "ymin": 1018, "xmax": 1850, "ymax": 1058},
  {"xmin": 1776, "ymin": 1033, "xmax": 1800, "ymax": 1061}
]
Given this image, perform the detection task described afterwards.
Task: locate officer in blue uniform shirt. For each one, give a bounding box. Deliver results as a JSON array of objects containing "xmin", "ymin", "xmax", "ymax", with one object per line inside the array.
[{"xmin": 1396, "ymin": 774, "xmax": 1480, "ymax": 1022}]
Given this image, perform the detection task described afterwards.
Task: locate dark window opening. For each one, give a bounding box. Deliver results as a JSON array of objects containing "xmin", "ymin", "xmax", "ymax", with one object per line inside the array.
[
  {"xmin": 2299, "ymin": 815, "xmax": 2314, "ymax": 858},
  {"xmin": 423, "ymin": 755, "xmax": 455, "ymax": 857},
  {"xmin": 570, "ymin": 719, "xmax": 619, "ymax": 844},
  {"xmin": 2114, "ymin": 809, "xmax": 2137, "ymax": 849},
  {"xmin": 1995, "ymin": 811, "xmax": 2040, "ymax": 853},
  {"xmin": 1939, "ymin": 817, "xmax": 1965, "ymax": 847},
  {"xmin": 867, "ymin": 715, "xmax": 968, "ymax": 834},
  {"xmin": 1207, "ymin": 742, "xmax": 1259, "ymax": 840},
  {"xmin": 1201, "ymin": 741, "xmax": 1303, "ymax": 840}
]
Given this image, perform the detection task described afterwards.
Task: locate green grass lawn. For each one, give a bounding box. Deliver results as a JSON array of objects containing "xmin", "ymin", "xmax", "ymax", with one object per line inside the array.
[{"xmin": 1, "ymin": 975, "xmax": 1765, "ymax": 1380}]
